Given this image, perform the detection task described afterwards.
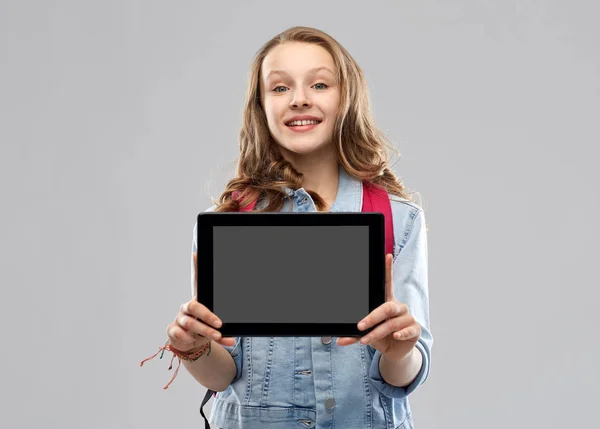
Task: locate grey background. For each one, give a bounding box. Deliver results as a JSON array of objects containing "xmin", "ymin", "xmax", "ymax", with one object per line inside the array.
[
  {"xmin": 1, "ymin": 1, "xmax": 598, "ymax": 428},
  {"xmin": 213, "ymin": 226, "xmax": 368, "ymax": 323}
]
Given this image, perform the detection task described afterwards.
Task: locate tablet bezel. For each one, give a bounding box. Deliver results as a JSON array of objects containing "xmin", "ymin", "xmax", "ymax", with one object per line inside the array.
[{"xmin": 196, "ymin": 212, "xmax": 386, "ymax": 337}]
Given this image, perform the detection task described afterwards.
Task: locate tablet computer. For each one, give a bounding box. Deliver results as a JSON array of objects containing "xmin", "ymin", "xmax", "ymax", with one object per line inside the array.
[{"xmin": 196, "ymin": 212, "xmax": 386, "ymax": 337}]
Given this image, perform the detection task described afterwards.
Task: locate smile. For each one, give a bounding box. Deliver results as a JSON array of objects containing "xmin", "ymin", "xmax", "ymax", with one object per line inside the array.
[
  {"xmin": 285, "ymin": 119, "xmax": 322, "ymax": 132},
  {"xmin": 286, "ymin": 119, "xmax": 321, "ymax": 126}
]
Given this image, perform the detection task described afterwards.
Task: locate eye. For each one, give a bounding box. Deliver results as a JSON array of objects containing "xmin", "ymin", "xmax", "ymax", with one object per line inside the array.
[
  {"xmin": 273, "ymin": 86, "xmax": 288, "ymax": 93},
  {"xmin": 313, "ymin": 82, "xmax": 328, "ymax": 90}
]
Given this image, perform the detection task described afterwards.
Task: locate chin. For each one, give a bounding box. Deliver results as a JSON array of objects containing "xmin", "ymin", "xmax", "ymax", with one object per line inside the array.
[{"xmin": 279, "ymin": 141, "xmax": 331, "ymax": 157}]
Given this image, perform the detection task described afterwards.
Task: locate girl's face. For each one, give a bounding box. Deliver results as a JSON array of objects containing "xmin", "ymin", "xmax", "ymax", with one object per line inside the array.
[{"xmin": 260, "ymin": 42, "xmax": 341, "ymax": 159}]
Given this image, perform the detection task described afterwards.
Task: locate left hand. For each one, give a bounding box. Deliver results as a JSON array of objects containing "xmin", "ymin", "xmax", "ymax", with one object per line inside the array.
[{"xmin": 337, "ymin": 254, "xmax": 421, "ymax": 361}]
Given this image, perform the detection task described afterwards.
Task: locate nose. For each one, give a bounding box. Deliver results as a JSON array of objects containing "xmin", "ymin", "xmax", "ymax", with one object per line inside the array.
[{"xmin": 290, "ymin": 87, "xmax": 312, "ymax": 109}]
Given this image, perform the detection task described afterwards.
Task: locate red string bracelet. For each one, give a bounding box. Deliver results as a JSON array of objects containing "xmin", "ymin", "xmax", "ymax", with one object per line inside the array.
[{"xmin": 140, "ymin": 340, "xmax": 212, "ymax": 389}]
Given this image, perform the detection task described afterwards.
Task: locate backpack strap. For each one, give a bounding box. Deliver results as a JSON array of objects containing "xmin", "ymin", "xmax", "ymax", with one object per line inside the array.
[
  {"xmin": 362, "ymin": 182, "xmax": 395, "ymax": 256},
  {"xmin": 200, "ymin": 389, "xmax": 214, "ymax": 428},
  {"xmin": 232, "ymin": 190, "xmax": 257, "ymax": 212}
]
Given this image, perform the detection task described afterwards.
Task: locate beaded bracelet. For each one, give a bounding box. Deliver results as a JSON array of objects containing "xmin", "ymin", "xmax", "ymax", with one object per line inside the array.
[{"xmin": 140, "ymin": 339, "xmax": 212, "ymax": 389}]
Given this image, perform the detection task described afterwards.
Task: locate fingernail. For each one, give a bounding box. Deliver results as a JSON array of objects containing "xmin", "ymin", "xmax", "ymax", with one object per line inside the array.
[
  {"xmin": 358, "ymin": 322, "xmax": 366, "ymax": 330},
  {"xmin": 214, "ymin": 319, "xmax": 222, "ymax": 328},
  {"xmin": 212, "ymin": 332, "xmax": 221, "ymax": 340},
  {"xmin": 360, "ymin": 337, "xmax": 369, "ymax": 344}
]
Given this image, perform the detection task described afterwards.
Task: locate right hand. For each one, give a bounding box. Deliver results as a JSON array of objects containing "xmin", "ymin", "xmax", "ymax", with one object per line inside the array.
[
  {"xmin": 166, "ymin": 299, "xmax": 236, "ymax": 352},
  {"xmin": 166, "ymin": 252, "xmax": 236, "ymax": 352}
]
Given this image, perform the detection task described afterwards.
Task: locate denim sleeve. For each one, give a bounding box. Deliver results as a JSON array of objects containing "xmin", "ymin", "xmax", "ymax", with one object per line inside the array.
[
  {"xmin": 368, "ymin": 207, "xmax": 433, "ymax": 399},
  {"xmin": 191, "ymin": 210, "xmax": 243, "ymax": 384}
]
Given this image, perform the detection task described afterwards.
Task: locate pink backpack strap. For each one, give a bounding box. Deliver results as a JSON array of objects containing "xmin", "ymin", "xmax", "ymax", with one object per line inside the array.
[
  {"xmin": 232, "ymin": 191, "xmax": 257, "ymax": 212},
  {"xmin": 362, "ymin": 182, "xmax": 394, "ymax": 256}
]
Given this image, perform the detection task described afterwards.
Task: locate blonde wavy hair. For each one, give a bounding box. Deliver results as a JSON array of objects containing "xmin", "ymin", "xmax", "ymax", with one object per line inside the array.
[{"xmin": 214, "ymin": 26, "xmax": 411, "ymax": 212}]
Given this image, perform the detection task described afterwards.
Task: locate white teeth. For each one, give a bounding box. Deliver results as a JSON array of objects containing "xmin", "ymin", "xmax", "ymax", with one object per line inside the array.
[{"xmin": 287, "ymin": 119, "xmax": 320, "ymax": 126}]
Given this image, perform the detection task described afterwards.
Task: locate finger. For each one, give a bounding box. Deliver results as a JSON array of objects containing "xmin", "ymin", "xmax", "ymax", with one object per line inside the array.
[
  {"xmin": 336, "ymin": 337, "xmax": 360, "ymax": 346},
  {"xmin": 357, "ymin": 301, "xmax": 408, "ymax": 332},
  {"xmin": 217, "ymin": 337, "xmax": 237, "ymax": 347},
  {"xmin": 385, "ymin": 253, "xmax": 394, "ymax": 302},
  {"xmin": 167, "ymin": 323, "xmax": 196, "ymax": 345},
  {"xmin": 169, "ymin": 321, "xmax": 235, "ymax": 348},
  {"xmin": 360, "ymin": 314, "xmax": 414, "ymax": 345},
  {"xmin": 393, "ymin": 323, "xmax": 421, "ymax": 341},
  {"xmin": 177, "ymin": 313, "xmax": 223, "ymax": 342},
  {"xmin": 181, "ymin": 300, "xmax": 222, "ymax": 330}
]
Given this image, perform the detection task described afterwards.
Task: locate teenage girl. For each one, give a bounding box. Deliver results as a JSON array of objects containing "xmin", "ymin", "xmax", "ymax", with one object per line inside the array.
[{"xmin": 151, "ymin": 26, "xmax": 432, "ymax": 429}]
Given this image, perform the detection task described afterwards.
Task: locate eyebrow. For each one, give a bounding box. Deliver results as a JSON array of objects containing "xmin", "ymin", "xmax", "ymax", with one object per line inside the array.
[{"xmin": 265, "ymin": 66, "xmax": 336, "ymax": 80}]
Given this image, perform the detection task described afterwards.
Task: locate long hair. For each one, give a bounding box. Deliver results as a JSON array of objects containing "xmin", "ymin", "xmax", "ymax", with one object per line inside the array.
[{"xmin": 213, "ymin": 26, "xmax": 411, "ymax": 212}]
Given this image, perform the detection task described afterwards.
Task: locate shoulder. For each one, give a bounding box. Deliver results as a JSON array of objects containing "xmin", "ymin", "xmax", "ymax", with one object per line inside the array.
[
  {"xmin": 194, "ymin": 205, "xmax": 218, "ymax": 229},
  {"xmin": 389, "ymin": 195, "xmax": 423, "ymax": 226},
  {"xmin": 387, "ymin": 195, "xmax": 426, "ymax": 254},
  {"xmin": 192, "ymin": 205, "xmax": 219, "ymax": 249}
]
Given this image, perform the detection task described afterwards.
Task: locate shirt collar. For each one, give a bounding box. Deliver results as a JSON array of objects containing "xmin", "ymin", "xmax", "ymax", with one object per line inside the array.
[{"xmin": 281, "ymin": 165, "xmax": 363, "ymax": 212}]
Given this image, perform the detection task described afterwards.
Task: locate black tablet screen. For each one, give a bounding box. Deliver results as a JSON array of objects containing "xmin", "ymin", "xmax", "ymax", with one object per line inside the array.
[{"xmin": 213, "ymin": 225, "xmax": 369, "ymax": 323}]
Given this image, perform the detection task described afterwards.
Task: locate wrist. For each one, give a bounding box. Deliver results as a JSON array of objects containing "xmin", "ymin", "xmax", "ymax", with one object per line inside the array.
[
  {"xmin": 380, "ymin": 346, "xmax": 422, "ymax": 388},
  {"xmin": 399, "ymin": 346, "xmax": 418, "ymax": 363},
  {"xmin": 383, "ymin": 344, "xmax": 416, "ymax": 363},
  {"xmin": 173, "ymin": 339, "xmax": 212, "ymax": 362},
  {"xmin": 171, "ymin": 337, "xmax": 211, "ymax": 354}
]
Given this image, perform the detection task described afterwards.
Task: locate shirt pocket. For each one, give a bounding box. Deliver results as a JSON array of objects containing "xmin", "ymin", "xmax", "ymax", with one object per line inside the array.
[{"xmin": 246, "ymin": 337, "xmax": 299, "ymax": 408}]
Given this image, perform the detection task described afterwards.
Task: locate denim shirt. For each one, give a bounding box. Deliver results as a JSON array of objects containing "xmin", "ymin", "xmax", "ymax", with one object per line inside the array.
[{"xmin": 191, "ymin": 167, "xmax": 432, "ymax": 429}]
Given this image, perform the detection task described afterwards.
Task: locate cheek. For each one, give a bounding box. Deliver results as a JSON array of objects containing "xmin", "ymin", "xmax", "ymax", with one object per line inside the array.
[
  {"xmin": 319, "ymin": 92, "xmax": 340, "ymax": 118},
  {"xmin": 263, "ymin": 100, "xmax": 283, "ymax": 131},
  {"xmin": 329, "ymin": 93, "xmax": 341, "ymax": 115}
]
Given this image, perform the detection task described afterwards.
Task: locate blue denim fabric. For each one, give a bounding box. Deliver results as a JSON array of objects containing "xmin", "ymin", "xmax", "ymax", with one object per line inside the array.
[{"xmin": 191, "ymin": 166, "xmax": 432, "ymax": 429}]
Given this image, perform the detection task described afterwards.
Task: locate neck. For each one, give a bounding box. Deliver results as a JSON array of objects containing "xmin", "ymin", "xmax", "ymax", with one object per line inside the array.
[{"xmin": 280, "ymin": 146, "xmax": 339, "ymax": 211}]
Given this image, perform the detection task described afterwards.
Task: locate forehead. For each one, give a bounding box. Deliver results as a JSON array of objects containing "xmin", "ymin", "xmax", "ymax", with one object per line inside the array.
[{"xmin": 261, "ymin": 42, "xmax": 336, "ymax": 79}]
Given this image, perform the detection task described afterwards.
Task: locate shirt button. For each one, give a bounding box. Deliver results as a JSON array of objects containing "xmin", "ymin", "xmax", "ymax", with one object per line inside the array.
[
  {"xmin": 321, "ymin": 336, "xmax": 332, "ymax": 345},
  {"xmin": 325, "ymin": 397, "xmax": 336, "ymax": 409}
]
